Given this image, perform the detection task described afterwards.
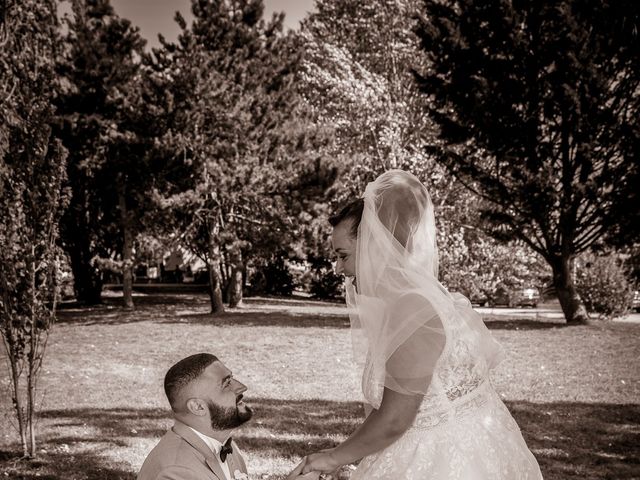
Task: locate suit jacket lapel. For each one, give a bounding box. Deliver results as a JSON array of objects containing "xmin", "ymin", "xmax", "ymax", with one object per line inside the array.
[
  {"xmin": 227, "ymin": 452, "xmax": 239, "ymax": 478},
  {"xmin": 206, "ymin": 456, "xmax": 228, "ymax": 480},
  {"xmin": 172, "ymin": 421, "xmax": 228, "ymax": 480},
  {"xmin": 227, "ymin": 441, "xmax": 248, "ymax": 476}
]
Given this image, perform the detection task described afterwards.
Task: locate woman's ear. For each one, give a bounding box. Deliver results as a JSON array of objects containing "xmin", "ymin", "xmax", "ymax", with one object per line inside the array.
[{"xmin": 186, "ymin": 398, "xmax": 207, "ymax": 416}]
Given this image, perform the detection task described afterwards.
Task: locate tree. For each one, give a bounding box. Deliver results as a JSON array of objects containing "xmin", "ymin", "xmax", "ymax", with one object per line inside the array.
[
  {"xmin": 301, "ymin": 0, "xmax": 439, "ymax": 193},
  {"xmin": 156, "ymin": 0, "xmax": 331, "ymax": 312},
  {"xmin": 299, "ymin": 0, "xmax": 433, "ymax": 276},
  {"xmin": 0, "ymin": 0, "xmax": 68, "ymax": 456},
  {"xmin": 57, "ymin": 0, "xmax": 152, "ymax": 308},
  {"xmin": 575, "ymin": 250, "xmax": 635, "ymax": 320},
  {"xmin": 438, "ymin": 221, "xmax": 547, "ymax": 302},
  {"xmin": 300, "ymin": 0, "xmax": 526, "ymax": 297},
  {"xmin": 415, "ymin": 0, "xmax": 640, "ymax": 323}
]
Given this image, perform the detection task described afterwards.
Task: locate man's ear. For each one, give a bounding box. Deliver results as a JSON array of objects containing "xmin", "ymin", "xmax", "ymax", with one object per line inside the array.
[{"xmin": 186, "ymin": 398, "xmax": 207, "ymax": 416}]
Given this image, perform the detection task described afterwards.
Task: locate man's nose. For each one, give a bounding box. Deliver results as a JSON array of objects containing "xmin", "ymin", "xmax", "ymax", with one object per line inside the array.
[{"xmin": 232, "ymin": 379, "xmax": 247, "ymax": 394}]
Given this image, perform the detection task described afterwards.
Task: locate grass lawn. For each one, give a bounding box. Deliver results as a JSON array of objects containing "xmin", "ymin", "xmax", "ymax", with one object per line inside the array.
[{"xmin": 1, "ymin": 293, "xmax": 639, "ymax": 479}]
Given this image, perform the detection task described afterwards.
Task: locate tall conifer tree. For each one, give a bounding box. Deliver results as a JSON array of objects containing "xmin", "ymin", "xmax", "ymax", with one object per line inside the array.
[{"xmin": 415, "ymin": 0, "xmax": 640, "ymax": 323}]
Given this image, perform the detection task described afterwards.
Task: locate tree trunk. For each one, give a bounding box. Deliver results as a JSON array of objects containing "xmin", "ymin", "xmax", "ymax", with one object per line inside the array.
[
  {"xmin": 118, "ymin": 185, "xmax": 134, "ymax": 310},
  {"xmin": 28, "ymin": 257, "xmax": 37, "ymax": 457},
  {"xmin": 68, "ymin": 243, "xmax": 103, "ymax": 304},
  {"xmin": 63, "ymin": 189, "xmax": 103, "ymax": 305},
  {"xmin": 27, "ymin": 355, "xmax": 37, "ymax": 457},
  {"xmin": 551, "ymin": 255, "xmax": 589, "ymax": 324},
  {"xmin": 206, "ymin": 262, "xmax": 225, "ymax": 314},
  {"xmin": 8, "ymin": 347, "xmax": 28, "ymax": 456},
  {"xmin": 227, "ymin": 251, "xmax": 244, "ymax": 308},
  {"xmin": 207, "ymin": 235, "xmax": 225, "ymax": 314}
]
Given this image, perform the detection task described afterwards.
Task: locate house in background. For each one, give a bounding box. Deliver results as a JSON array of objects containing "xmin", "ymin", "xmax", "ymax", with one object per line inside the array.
[{"xmin": 135, "ymin": 247, "xmax": 206, "ymax": 284}]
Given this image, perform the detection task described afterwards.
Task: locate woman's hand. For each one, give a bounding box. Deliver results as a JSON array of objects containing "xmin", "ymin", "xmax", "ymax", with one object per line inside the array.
[{"xmin": 301, "ymin": 449, "xmax": 341, "ymax": 474}]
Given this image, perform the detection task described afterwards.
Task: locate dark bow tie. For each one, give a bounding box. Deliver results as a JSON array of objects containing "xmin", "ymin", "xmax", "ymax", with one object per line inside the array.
[{"xmin": 219, "ymin": 437, "xmax": 233, "ymax": 463}]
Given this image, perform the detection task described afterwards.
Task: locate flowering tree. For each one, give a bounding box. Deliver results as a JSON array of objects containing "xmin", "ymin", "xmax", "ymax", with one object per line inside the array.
[
  {"xmin": 0, "ymin": 0, "xmax": 68, "ymax": 456},
  {"xmin": 298, "ymin": 0, "xmax": 546, "ymax": 298},
  {"xmin": 301, "ymin": 0, "xmax": 438, "ymax": 192},
  {"xmin": 438, "ymin": 221, "xmax": 547, "ymax": 301}
]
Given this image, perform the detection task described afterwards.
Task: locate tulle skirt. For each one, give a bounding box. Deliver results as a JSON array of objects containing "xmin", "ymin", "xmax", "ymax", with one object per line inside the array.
[{"xmin": 350, "ymin": 382, "xmax": 543, "ymax": 479}]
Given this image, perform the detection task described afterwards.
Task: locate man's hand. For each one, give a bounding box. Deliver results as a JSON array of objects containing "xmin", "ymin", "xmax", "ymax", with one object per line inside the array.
[
  {"xmin": 285, "ymin": 459, "xmax": 320, "ymax": 480},
  {"xmin": 284, "ymin": 472, "xmax": 319, "ymax": 480},
  {"xmin": 301, "ymin": 450, "xmax": 341, "ymax": 474}
]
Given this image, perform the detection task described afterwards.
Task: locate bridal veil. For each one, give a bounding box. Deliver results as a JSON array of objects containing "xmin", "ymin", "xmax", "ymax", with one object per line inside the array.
[{"xmin": 345, "ymin": 170, "xmax": 504, "ymax": 405}]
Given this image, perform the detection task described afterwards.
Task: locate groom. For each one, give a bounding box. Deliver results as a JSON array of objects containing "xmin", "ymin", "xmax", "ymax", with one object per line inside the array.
[{"xmin": 138, "ymin": 353, "xmax": 252, "ymax": 480}]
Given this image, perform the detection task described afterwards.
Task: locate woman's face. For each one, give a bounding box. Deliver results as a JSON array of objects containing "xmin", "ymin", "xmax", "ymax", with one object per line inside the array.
[{"xmin": 331, "ymin": 219, "xmax": 357, "ymax": 278}]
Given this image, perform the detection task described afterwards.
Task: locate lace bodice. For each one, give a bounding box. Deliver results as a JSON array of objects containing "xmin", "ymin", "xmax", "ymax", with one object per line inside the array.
[
  {"xmin": 362, "ymin": 296, "xmax": 494, "ymax": 428},
  {"xmin": 356, "ymin": 328, "xmax": 542, "ymax": 479}
]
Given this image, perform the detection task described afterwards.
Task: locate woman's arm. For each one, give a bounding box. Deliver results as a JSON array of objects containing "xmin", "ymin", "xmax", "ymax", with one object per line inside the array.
[
  {"xmin": 299, "ymin": 297, "xmax": 445, "ymax": 475},
  {"xmin": 301, "ymin": 387, "xmax": 423, "ymax": 473}
]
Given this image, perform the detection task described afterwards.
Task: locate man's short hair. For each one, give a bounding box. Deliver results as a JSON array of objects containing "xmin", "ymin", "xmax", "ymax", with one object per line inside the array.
[
  {"xmin": 164, "ymin": 353, "xmax": 218, "ymax": 411},
  {"xmin": 329, "ymin": 198, "xmax": 364, "ymax": 237}
]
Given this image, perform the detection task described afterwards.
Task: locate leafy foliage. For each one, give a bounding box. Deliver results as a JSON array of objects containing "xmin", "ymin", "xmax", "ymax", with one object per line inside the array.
[
  {"xmin": 576, "ymin": 252, "xmax": 635, "ymax": 320},
  {"xmin": 57, "ymin": 0, "xmax": 152, "ymax": 307},
  {"xmin": 0, "ymin": 0, "xmax": 68, "ymax": 456},
  {"xmin": 154, "ymin": 0, "xmax": 334, "ymax": 311},
  {"xmin": 438, "ymin": 223, "xmax": 547, "ymax": 300},
  {"xmin": 415, "ymin": 0, "xmax": 640, "ymax": 322},
  {"xmin": 299, "ymin": 0, "xmax": 545, "ymax": 299},
  {"xmin": 308, "ymin": 264, "xmax": 344, "ymax": 300},
  {"xmin": 301, "ymin": 0, "xmax": 439, "ymax": 194},
  {"xmin": 250, "ymin": 255, "xmax": 296, "ymax": 297}
]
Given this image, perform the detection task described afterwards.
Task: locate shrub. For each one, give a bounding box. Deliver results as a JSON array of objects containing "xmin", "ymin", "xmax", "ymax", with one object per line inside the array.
[
  {"xmin": 309, "ymin": 266, "xmax": 344, "ymax": 300},
  {"xmin": 576, "ymin": 252, "xmax": 635, "ymax": 320},
  {"xmin": 250, "ymin": 256, "xmax": 295, "ymax": 296}
]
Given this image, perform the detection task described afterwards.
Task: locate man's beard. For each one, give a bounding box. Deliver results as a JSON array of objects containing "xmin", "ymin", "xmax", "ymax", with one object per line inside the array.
[{"xmin": 207, "ymin": 397, "xmax": 253, "ymax": 430}]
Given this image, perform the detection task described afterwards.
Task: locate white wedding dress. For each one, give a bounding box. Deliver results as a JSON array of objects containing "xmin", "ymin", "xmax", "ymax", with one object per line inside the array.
[
  {"xmin": 350, "ymin": 295, "xmax": 543, "ymax": 480},
  {"xmin": 341, "ymin": 170, "xmax": 543, "ymax": 479}
]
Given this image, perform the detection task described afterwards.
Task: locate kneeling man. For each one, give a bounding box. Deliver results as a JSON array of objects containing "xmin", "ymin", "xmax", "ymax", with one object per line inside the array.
[{"xmin": 138, "ymin": 353, "xmax": 252, "ymax": 480}]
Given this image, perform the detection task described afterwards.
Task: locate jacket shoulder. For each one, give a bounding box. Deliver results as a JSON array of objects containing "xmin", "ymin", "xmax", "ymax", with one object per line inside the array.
[{"xmin": 138, "ymin": 430, "xmax": 210, "ymax": 479}]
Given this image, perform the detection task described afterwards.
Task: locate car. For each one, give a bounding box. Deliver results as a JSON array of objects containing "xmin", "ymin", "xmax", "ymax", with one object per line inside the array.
[
  {"xmin": 469, "ymin": 292, "xmax": 489, "ymax": 307},
  {"xmin": 487, "ymin": 284, "xmax": 515, "ymax": 307},
  {"xmin": 516, "ymin": 287, "xmax": 541, "ymax": 308},
  {"xmin": 488, "ymin": 285, "xmax": 540, "ymax": 308}
]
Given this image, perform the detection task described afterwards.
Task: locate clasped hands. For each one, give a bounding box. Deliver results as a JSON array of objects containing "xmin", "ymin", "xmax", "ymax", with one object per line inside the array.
[{"xmin": 285, "ymin": 448, "xmax": 341, "ymax": 480}]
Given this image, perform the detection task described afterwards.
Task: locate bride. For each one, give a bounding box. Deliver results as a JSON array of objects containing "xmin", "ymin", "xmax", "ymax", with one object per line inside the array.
[{"xmin": 289, "ymin": 170, "xmax": 542, "ymax": 479}]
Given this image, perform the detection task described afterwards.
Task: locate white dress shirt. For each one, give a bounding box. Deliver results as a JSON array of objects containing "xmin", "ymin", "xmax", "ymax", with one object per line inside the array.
[{"xmin": 188, "ymin": 427, "xmax": 232, "ymax": 480}]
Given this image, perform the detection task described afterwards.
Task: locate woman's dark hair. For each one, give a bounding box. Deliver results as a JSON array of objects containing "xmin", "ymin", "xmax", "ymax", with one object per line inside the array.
[{"xmin": 329, "ymin": 198, "xmax": 364, "ymax": 237}]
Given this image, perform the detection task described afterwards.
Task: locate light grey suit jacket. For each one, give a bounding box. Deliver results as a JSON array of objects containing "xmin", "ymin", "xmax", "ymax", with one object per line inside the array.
[{"xmin": 138, "ymin": 421, "xmax": 248, "ymax": 480}]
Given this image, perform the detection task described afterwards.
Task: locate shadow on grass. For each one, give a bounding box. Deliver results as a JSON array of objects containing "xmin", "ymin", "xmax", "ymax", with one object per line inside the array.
[
  {"xmin": 484, "ymin": 319, "xmax": 571, "ymax": 330},
  {"xmin": 38, "ymin": 399, "xmax": 363, "ymax": 453},
  {"xmin": 2, "ymin": 399, "xmax": 638, "ymax": 479},
  {"xmin": 56, "ymin": 294, "xmax": 208, "ymax": 326},
  {"xmin": 57, "ymin": 294, "xmax": 351, "ymax": 328},
  {"xmin": 57, "ymin": 293, "xmax": 590, "ymax": 331},
  {"xmin": 165, "ymin": 311, "xmax": 351, "ymax": 329},
  {"xmin": 0, "ymin": 448, "xmax": 135, "ymax": 479},
  {"xmin": 508, "ymin": 401, "xmax": 640, "ymax": 480},
  {"xmin": 485, "ymin": 318, "xmax": 640, "ymax": 333},
  {"xmin": 40, "ymin": 407, "xmax": 169, "ymax": 438}
]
